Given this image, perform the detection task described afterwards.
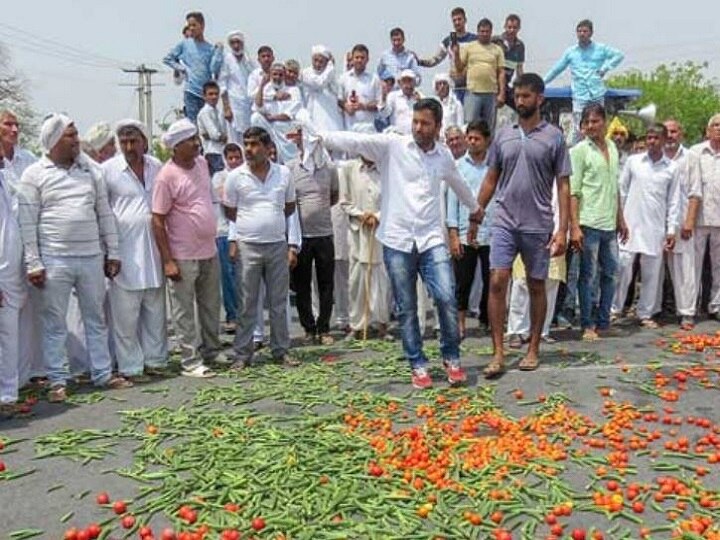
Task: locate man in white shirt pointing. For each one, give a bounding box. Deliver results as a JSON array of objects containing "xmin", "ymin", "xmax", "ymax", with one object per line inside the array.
[{"xmin": 320, "ymin": 98, "xmax": 480, "ymax": 389}]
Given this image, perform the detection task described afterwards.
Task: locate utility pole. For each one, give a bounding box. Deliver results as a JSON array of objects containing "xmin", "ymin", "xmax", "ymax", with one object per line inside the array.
[{"xmin": 121, "ymin": 64, "xmax": 159, "ymax": 143}]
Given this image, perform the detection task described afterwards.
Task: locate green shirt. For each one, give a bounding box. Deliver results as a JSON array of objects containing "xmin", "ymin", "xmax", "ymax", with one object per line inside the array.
[{"xmin": 570, "ymin": 138, "xmax": 619, "ymax": 231}]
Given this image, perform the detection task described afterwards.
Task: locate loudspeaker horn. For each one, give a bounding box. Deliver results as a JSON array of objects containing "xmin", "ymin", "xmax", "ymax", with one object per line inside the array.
[{"xmin": 617, "ymin": 103, "xmax": 657, "ymax": 125}]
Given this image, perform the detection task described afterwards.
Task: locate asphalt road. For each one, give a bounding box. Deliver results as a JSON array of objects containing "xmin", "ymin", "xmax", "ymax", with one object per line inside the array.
[{"xmin": 1, "ymin": 318, "xmax": 719, "ymax": 539}]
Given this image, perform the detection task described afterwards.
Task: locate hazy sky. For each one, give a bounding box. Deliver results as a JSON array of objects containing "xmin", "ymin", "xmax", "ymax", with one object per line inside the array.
[{"xmin": 1, "ymin": 0, "xmax": 718, "ymax": 135}]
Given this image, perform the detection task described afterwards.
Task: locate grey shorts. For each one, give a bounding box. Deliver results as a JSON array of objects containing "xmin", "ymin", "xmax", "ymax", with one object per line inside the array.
[{"xmin": 489, "ymin": 226, "xmax": 551, "ymax": 280}]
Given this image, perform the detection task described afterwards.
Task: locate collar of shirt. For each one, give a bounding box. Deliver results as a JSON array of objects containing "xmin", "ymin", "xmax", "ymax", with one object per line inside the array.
[
  {"xmin": 698, "ymin": 141, "xmax": 720, "ymax": 156},
  {"xmin": 512, "ymin": 120, "xmax": 549, "ymax": 137},
  {"xmin": 405, "ymin": 138, "xmax": 441, "ymax": 157},
  {"xmin": 641, "ymin": 152, "xmax": 672, "ymax": 167},
  {"xmin": 238, "ymin": 161, "xmax": 280, "ymax": 183},
  {"xmin": 38, "ymin": 154, "xmax": 92, "ymax": 174},
  {"xmin": 461, "ymin": 152, "xmax": 488, "ymax": 167}
]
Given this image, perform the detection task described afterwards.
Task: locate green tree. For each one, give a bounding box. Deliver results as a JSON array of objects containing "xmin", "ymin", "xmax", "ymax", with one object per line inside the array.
[{"xmin": 608, "ymin": 61, "xmax": 720, "ymax": 145}]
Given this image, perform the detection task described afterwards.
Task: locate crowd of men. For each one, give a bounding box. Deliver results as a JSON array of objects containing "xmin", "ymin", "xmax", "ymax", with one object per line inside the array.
[{"xmin": 2, "ymin": 8, "xmax": 720, "ymax": 416}]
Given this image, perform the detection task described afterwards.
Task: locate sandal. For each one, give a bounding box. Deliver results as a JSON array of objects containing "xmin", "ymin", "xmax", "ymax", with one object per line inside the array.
[
  {"xmin": 640, "ymin": 319, "xmax": 659, "ymax": 329},
  {"xmin": 507, "ymin": 334, "xmax": 524, "ymax": 349},
  {"xmin": 483, "ymin": 359, "xmax": 506, "ymax": 379},
  {"xmin": 106, "ymin": 376, "xmax": 134, "ymax": 389},
  {"xmin": 181, "ymin": 365, "xmax": 216, "ymax": 378},
  {"xmin": 518, "ymin": 356, "xmax": 540, "ymax": 371},
  {"xmin": 47, "ymin": 385, "xmax": 67, "ymax": 403}
]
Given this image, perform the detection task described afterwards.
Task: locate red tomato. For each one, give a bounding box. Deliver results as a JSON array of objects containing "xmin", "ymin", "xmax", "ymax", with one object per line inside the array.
[
  {"xmin": 113, "ymin": 500, "xmax": 128, "ymax": 514},
  {"xmin": 139, "ymin": 526, "xmax": 153, "ymax": 538},
  {"xmin": 96, "ymin": 492, "xmax": 110, "ymax": 505},
  {"xmin": 251, "ymin": 517, "xmax": 266, "ymax": 531},
  {"xmin": 76, "ymin": 531, "xmax": 89, "ymax": 540},
  {"xmin": 572, "ymin": 530, "xmax": 587, "ymax": 540},
  {"xmin": 160, "ymin": 529, "xmax": 176, "ymax": 540},
  {"xmin": 64, "ymin": 529, "xmax": 79, "ymax": 540},
  {"xmin": 0, "ymin": 461, "xmax": 6, "ymax": 472},
  {"xmin": 86, "ymin": 524, "xmax": 101, "ymax": 539},
  {"xmin": 121, "ymin": 515, "xmax": 136, "ymax": 529}
]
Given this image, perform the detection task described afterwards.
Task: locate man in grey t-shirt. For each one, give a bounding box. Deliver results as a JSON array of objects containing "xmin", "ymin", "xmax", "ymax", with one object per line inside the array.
[
  {"xmin": 287, "ymin": 128, "xmax": 339, "ymax": 345},
  {"xmin": 473, "ymin": 73, "xmax": 571, "ymax": 378}
]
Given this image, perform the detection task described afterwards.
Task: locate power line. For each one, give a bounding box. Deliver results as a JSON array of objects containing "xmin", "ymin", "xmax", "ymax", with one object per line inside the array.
[
  {"xmin": 0, "ymin": 34, "xmax": 123, "ymax": 70},
  {"xmin": 0, "ymin": 22, "xmax": 130, "ymax": 68}
]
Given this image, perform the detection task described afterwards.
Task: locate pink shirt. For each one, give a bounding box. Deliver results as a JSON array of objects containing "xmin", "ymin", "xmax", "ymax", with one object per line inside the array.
[{"xmin": 152, "ymin": 156, "xmax": 217, "ymax": 260}]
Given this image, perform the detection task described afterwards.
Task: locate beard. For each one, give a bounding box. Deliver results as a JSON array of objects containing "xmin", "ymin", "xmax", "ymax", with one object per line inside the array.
[{"xmin": 516, "ymin": 104, "xmax": 537, "ymax": 119}]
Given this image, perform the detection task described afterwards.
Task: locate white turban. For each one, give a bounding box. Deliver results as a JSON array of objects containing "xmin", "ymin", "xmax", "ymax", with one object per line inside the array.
[
  {"xmin": 115, "ymin": 118, "xmax": 148, "ymax": 142},
  {"xmin": 161, "ymin": 118, "xmax": 197, "ymax": 149},
  {"xmin": 433, "ymin": 73, "xmax": 453, "ymax": 87},
  {"xmin": 83, "ymin": 122, "xmax": 114, "ymax": 152},
  {"xmin": 311, "ymin": 44, "xmax": 331, "ymax": 59},
  {"xmin": 226, "ymin": 30, "xmax": 245, "ymax": 43},
  {"xmin": 39, "ymin": 113, "xmax": 73, "ymax": 153},
  {"xmin": 398, "ymin": 69, "xmax": 417, "ymax": 81}
]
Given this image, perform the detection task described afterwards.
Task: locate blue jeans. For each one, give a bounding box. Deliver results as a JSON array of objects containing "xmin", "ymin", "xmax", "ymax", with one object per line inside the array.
[
  {"xmin": 383, "ymin": 244, "xmax": 460, "ymax": 369},
  {"xmin": 464, "ymin": 92, "xmax": 497, "ymax": 132},
  {"xmin": 41, "ymin": 255, "xmax": 113, "ymax": 386},
  {"xmin": 578, "ymin": 226, "xmax": 618, "ymax": 330},
  {"xmin": 184, "ymin": 91, "xmax": 205, "ymax": 123},
  {"xmin": 216, "ymin": 237, "xmax": 238, "ymax": 323}
]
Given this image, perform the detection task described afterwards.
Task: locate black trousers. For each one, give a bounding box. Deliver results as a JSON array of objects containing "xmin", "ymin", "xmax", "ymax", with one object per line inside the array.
[
  {"xmin": 292, "ymin": 236, "xmax": 335, "ymax": 335},
  {"xmin": 453, "ymin": 245, "xmax": 490, "ymax": 324}
]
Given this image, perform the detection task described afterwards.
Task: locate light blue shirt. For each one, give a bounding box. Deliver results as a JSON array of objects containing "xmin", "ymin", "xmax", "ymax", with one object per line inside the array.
[
  {"xmin": 446, "ymin": 152, "xmax": 491, "ymax": 244},
  {"xmin": 544, "ymin": 41, "xmax": 624, "ymax": 106},
  {"xmin": 163, "ymin": 38, "xmax": 223, "ymax": 97},
  {"xmin": 376, "ymin": 48, "xmax": 421, "ymax": 85}
]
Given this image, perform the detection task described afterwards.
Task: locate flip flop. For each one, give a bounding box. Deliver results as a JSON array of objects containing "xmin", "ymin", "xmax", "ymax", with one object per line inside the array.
[
  {"xmin": 483, "ymin": 359, "xmax": 506, "ymax": 379},
  {"xmin": 181, "ymin": 365, "xmax": 216, "ymax": 378},
  {"xmin": 518, "ymin": 356, "xmax": 540, "ymax": 371}
]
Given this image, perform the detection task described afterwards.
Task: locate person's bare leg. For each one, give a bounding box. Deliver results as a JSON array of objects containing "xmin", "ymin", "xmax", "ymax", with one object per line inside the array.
[
  {"xmin": 523, "ymin": 277, "xmax": 547, "ymax": 369},
  {"xmin": 458, "ymin": 309, "xmax": 466, "ymax": 338},
  {"xmin": 487, "ymin": 269, "xmax": 511, "ymax": 375}
]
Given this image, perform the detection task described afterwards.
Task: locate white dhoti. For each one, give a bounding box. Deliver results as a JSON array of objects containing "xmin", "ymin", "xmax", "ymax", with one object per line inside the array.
[
  {"xmin": 250, "ymin": 113, "xmax": 298, "ymax": 164},
  {"xmin": 670, "ymin": 237, "xmax": 697, "ymax": 317},
  {"xmin": 108, "ymin": 285, "xmax": 168, "ymax": 375},
  {"xmin": 507, "ymin": 278, "xmax": 560, "ymax": 338},
  {"xmin": 348, "ymin": 258, "xmax": 391, "ymax": 331},
  {"xmin": 613, "ymin": 250, "xmax": 663, "ymax": 319},
  {"xmin": 0, "ymin": 303, "xmax": 20, "ymax": 404},
  {"xmin": 694, "ymin": 227, "xmax": 720, "ymax": 315},
  {"xmin": 229, "ymin": 97, "xmax": 253, "ymax": 142},
  {"xmin": 468, "ymin": 261, "xmax": 484, "ymax": 315}
]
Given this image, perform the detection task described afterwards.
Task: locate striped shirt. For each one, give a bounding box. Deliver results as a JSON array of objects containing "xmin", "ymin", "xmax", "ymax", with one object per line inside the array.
[{"xmin": 17, "ymin": 154, "xmax": 120, "ymax": 273}]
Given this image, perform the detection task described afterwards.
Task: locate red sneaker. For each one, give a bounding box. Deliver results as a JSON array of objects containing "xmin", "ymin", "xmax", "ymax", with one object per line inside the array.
[
  {"xmin": 411, "ymin": 367, "xmax": 433, "ymax": 390},
  {"xmin": 443, "ymin": 360, "xmax": 467, "ymax": 385}
]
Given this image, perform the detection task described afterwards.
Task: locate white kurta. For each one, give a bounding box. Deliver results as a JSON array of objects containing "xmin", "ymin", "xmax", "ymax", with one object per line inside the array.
[
  {"xmin": 0, "ymin": 173, "xmax": 24, "ymax": 403},
  {"xmin": 103, "ymin": 155, "xmax": 164, "ymax": 291},
  {"xmin": 251, "ymin": 84, "xmax": 304, "ymax": 163},
  {"xmin": 615, "ymin": 152, "xmax": 681, "ymax": 319},
  {"xmin": 218, "ymin": 52, "xmax": 255, "ymax": 136},
  {"xmin": 339, "ymin": 160, "xmax": 390, "ymax": 330},
  {"xmin": 301, "ymin": 62, "xmax": 345, "ymax": 132},
  {"xmin": 620, "ymin": 153, "xmax": 681, "ymax": 257},
  {"xmin": 2, "ymin": 147, "xmax": 43, "ymax": 385},
  {"xmin": 379, "ymin": 90, "xmax": 419, "ymax": 135},
  {"xmin": 439, "ymin": 94, "xmax": 464, "ymax": 133}
]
